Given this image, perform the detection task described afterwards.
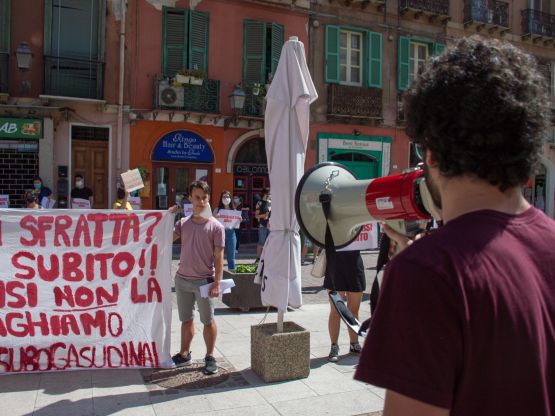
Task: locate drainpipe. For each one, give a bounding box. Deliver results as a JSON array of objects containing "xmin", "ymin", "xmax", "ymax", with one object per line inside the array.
[{"xmin": 116, "ymin": 0, "xmax": 127, "ymax": 182}]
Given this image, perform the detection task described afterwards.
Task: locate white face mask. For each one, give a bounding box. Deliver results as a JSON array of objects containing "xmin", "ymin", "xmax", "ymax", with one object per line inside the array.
[
  {"xmin": 222, "ymin": 197, "xmax": 231, "ymax": 206},
  {"xmin": 233, "ymin": 198, "xmax": 241, "ymax": 205},
  {"xmin": 198, "ymin": 202, "xmax": 212, "ymax": 219},
  {"xmin": 75, "ymin": 180, "xmax": 84, "ymax": 189}
]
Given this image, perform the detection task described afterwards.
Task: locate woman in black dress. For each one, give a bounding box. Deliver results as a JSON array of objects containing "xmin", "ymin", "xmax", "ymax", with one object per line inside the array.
[{"xmin": 324, "ymin": 250, "xmax": 365, "ymax": 362}]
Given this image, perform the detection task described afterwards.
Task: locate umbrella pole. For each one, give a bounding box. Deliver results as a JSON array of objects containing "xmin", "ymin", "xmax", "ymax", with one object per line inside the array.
[{"xmin": 277, "ymin": 311, "xmax": 284, "ymax": 332}]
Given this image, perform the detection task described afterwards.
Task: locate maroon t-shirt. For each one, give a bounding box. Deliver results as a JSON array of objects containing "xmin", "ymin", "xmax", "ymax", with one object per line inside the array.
[{"xmin": 355, "ymin": 208, "xmax": 555, "ymax": 415}]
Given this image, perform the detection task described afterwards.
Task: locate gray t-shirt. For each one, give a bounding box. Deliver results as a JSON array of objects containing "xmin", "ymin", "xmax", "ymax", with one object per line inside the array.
[{"xmin": 174, "ymin": 216, "xmax": 225, "ymax": 279}]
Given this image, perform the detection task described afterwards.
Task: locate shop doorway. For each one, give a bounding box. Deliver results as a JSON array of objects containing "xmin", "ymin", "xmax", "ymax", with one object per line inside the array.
[
  {"xmin": 71, "ymin": 126, "xmax": 109, "ymax": 208},
  {"xmin": 152, "ymin": 163, "xmax": 211, "ymax": 209},
  {"xmin": 233, "ymin": 138, "xmax": 269, "ymax": 242},
  {"xmin": 329, "ymin": 150, "xmax": 379, "ymax": 180}
]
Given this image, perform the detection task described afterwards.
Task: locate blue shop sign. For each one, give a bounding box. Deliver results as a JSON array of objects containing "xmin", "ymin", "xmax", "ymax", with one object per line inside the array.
[{"xmin": 152, "ymin": 130, "xmax": 214, "ymax": 162}]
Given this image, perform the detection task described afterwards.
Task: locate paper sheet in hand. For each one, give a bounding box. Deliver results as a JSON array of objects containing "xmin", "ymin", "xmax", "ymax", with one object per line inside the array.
[
  {"xmin": 0, "ymin": 195, "xmax": 9, "ymax": 208},
  {"xmin": 120, "ymin": 169, "xmax": 144, "ymax": 193},
  {"xmin": 199, "ymin": 279, "xmax": 236, "ymax": 298},
  {"xmin": 41, "ymin": 197, "xmax": 56, "ymax": 209}
]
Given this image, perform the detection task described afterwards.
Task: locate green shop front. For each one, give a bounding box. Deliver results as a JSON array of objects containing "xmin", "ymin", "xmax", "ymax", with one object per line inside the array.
[{"xmin": 317, "ymin": 133, "xmax": 392, "ymax": 180}]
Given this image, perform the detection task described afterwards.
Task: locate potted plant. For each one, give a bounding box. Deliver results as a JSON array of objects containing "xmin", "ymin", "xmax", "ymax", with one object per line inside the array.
[
  {"xmin": 189, "ymin": 69, "xmax": 207, "ymax": 86},
  {"xmin": 222, "ymin": 263, "xmax": 264, "ymax": 312},
  {"xmin": 176, "ymin": 69, "xmax": 193, "ymax": 84}
]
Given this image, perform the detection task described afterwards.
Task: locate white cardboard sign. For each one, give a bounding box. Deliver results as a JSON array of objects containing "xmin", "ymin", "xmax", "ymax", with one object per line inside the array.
[{"xmin": 120, "ymin": 169, "xmax": 145, "ymax": 193}]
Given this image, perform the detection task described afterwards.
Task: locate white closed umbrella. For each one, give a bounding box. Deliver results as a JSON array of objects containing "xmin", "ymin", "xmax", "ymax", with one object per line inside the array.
[{"xmin": 254, "ymin": 36, "xmax": 318, "ymax": 327}]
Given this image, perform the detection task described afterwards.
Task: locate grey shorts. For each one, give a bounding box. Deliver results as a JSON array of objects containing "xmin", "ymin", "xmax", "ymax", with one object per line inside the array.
[{"xmin": 174, "ymin": 274, "xmax": 215, "ymax": 325}]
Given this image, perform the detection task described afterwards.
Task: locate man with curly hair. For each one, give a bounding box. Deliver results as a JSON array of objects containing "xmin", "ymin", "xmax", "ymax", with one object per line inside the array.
[{"xmin": 355, "ymin": 36, "xmax": 555, "ymax": 415}]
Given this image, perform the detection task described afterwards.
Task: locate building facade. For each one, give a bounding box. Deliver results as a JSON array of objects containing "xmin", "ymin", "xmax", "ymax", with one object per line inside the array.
[
  {"xmin": 0, "ymin": 0, "xmax": 127, "ymax": 208},
  {"xmin": 125, "ymin": 0, "xmax": 309, "ymax": 238},
  {"xmin": 307, "ymin": 0, "xmax": 555, "ymax": 217}
]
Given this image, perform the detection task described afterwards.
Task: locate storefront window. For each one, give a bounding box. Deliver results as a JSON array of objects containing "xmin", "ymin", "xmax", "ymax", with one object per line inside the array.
[{"xmin": 155, "ymin": 167, "xmax": 169, "ymax": 209}]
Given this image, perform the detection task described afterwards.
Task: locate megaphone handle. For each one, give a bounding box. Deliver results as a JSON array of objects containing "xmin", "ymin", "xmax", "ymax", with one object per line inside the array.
[{"xmin": 384, "ymin": 219, "xmax": 407, "ymax": 256}]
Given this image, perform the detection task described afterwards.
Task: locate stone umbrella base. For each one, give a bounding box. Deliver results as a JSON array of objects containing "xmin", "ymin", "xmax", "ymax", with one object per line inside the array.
[{"xmin": 251, "ymin": 321, "xmax": 310, "ymax": 383}]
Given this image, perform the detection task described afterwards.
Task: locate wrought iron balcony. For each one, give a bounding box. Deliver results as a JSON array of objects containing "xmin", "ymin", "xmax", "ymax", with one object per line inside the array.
[
  {"xmin": 327, "ymin": 84, "xmax": 382, "ymax": 120},
  {"xmin": 522, "ymin": 9, "xmax": 555, "ymax": 40},
  {"xmin": 44, "ymin": 55, "xmax": 104, "ymax": 99},
  {"xmin": 0, "ymin": 52, "xmax": 7, "ymax": 93},
  {"xmin": 399, "ymin": 0, "xmax": 449, "ymax": 20},
  {"xmin": 241, "ymin": 84, "xmax": 266, "ymax": 118},
  {"xmin": 155, "ymin": 78, "xmax": 220, "ymax": 114},
  {"xmin": 464, "ymin": 0, "xmax": 509, "ymax": 32}
]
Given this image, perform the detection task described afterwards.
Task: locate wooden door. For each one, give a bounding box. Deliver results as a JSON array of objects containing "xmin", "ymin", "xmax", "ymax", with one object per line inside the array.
[{"xmin": 72, "ymin": 139, "xmax": 108, "ymax": 208}]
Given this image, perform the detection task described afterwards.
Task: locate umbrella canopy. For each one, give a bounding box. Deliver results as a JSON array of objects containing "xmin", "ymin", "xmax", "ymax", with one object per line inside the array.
[{"xmin": 254, "ymin": 36, "xmax": 318, "ymax": 312}]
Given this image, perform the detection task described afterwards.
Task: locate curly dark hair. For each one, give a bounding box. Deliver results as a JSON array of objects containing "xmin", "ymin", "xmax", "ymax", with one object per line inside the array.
[{"xmin": 404, "ymin": 36, "xmax": 550, "ymax": 191}]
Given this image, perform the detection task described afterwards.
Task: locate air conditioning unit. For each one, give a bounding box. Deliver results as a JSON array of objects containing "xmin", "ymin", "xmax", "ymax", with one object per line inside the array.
[{"xmin": 158, "ymin": 81, "xmax": 184, "ymax": 108}]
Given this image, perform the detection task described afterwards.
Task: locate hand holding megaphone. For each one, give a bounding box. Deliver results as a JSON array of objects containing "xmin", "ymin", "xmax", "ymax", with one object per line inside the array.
[{"xmin": 295, "ymin": 162, "xmax": 442, "ymax": 248}]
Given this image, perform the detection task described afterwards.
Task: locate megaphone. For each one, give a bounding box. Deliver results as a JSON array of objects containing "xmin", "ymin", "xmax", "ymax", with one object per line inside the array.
[{"xmin": 294, "ymin": 162, "xmax": 441, "ymax": 248}]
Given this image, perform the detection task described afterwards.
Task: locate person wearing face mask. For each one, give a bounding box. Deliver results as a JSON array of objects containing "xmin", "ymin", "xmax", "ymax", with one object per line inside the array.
[
  {"xmin": 213, "ymin": 191, "xmax": 237, "ymax": 271},
  {"xmin": 29, "ymin": 175, "xmax": 52, "ymax": 208},
  {"xmin": 70, "ymin": 174, "xmax": 94, "ymax": 208},
  {"xmin": 232, "ymin": 195, "xmax": 247, "ymax": 253},
  {"xmin": 24, "ymin": 191, "xmax": 40, "ymax": 209},
  {"xmin": 254, "ymin": 187, "xmax": 271, "ymax": 261}
]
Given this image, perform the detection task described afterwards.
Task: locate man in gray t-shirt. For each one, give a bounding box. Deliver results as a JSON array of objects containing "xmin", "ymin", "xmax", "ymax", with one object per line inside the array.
[{"xmin": 170, "ymin": 181, "xmax": 224, "ymax": 375}]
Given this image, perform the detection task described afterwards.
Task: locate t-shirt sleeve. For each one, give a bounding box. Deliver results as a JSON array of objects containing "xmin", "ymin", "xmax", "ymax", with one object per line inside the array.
[
  {"xmin": 214, "ymin": 223, "xmax": 225, "ymax": 248},
  {"xmin": 354, "ymin": 253, "xmax": 462, "ymax": 409}
]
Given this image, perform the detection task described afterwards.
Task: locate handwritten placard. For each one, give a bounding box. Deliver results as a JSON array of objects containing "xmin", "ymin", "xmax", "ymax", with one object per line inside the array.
[
  {"xmin": 338, "ymin": 223, "xmax": 379, "ymax": 251},
  {"xmin": 215, "ymin": 209, "xmax": 242, "ymax": 229},
  {"xmin": 0, "ymin": 195, "xmax": 9, "ymax": 208},
  {"xmin": 120, "ymin": 169, "xmax": 144, "ymax": 193},
  {"xmin": 128, "ymin": 196, "xmax": 141, "ymax": 210},
  {"xmin": 0, "ymin": 209, "xmax": 174, "ymax": 373},
  {"xmin": 72, "ymin": 198, "xmax": 91, "ymax": 209}
]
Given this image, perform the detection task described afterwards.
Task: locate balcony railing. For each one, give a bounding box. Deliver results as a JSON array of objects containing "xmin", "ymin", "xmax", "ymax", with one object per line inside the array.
[
  {"xmin": 241, "ymin": 84, "xmax": 265, "ymax": 117},
  {"xmin": 399, "ymin": 0, "xmax": 449, "ymax": 18},
  {"xmin": 327, "ymin": 84, "xmax": 382, "ymax": 120},
  {"xmin": 464, "ymin": 0, "xmax": 509, "ymax": 30},
  {"xmin": 44, "ymin": 55, "xmax": 104, "ymax": 100},
  {"xmin": 522, "ymin": 9, "xmax": 555, "ymax": 39},
  {"xmin": 154, "ymin": 78, "xmax": 220, "ymax": 114},
  {"xmin": 0, "ymin": 52, "xmax": 7, "ymax": 93}
]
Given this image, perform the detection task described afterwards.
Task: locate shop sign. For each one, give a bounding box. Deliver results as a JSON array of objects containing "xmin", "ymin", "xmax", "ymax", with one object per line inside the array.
[
  {"xmin": 152, "ymin": 130, "xmax": 214, "ymax": 162},
  {"xmin": 0, "ymin": 118, "xmax": 43, "ymax": 139},
  {"xmin": 233, "ymin": 165, "xmax": 269, "ymax": 175}
]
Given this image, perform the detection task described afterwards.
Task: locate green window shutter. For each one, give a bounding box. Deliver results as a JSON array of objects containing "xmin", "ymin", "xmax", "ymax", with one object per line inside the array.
[
  {"xmin": 325, "ymin": 25, "xmax": 340, "ymax": 83},
  {"xmin": 433, "ymin": 43, "xmax": 446, "ymax": 56},
  {"xmin": 0, "ymin": 0, "xmax": 10, "ymax": 52},
  {"xmin": 368, "ymin": 31, "xmax": 382, "ymax": 88},
  {"xmin": 243, "ymin": 20, "xmax": 266, "ymax": 84},
  {"xmin": 269, "ymin": 23, "xmax": 284, "ymax": 77},
  {"xmin": 163, "ymin": 7, "xmax": 188, "ymax": 76},
  {"xmin": 397, "ymin": 36, "xmax": 410, "ymax": 91},
  {"xmin": 188, "ymin": 10, "xmax": 209, "ymax": 72}
]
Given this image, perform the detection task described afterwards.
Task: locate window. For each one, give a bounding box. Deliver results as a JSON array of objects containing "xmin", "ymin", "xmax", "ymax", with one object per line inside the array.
[
  {"xmin": 409, "ymin": 42, "xmax": 429, "ymax": 84},
  {"xmin": 162, "ymin": 7, "xmax": 209, "ymax": 76},
  {"xmin": 243, "ymin": 20, "xmax": 283, "ymax": 84},
  {"xmin": 44, "ymin": 0, "xmax": 106, "ymax": 99},
  {"xmin": 325, "ymin": 26, "xmax": 382, "ymax": 88},
  {"xmin": 0, "ymin": 0, "xmax": 9, "ymax": 53},
  {"xmin": 340, "ymin": 31, "xmax": 363, "ymax": 86},
  {"xmin": 398, "ymin": 36, "xmax": 445, "ymax": 91}
]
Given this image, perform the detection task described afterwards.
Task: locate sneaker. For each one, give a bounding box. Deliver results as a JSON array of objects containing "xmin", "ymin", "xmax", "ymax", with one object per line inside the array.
[
  {"xmin": 350, "ymin": 343, "xmax": 362, "ymax": 354},
  {"xmin": 172, "ymin": 352, "xmax": 192, "ymax": 367},
  {"xmin": 204, "ymin": 355, "xmax": 218, "ymax": 374},
  {"xmin": 328, "ymin": 344, "xmax": 339, "ymax": 362}
]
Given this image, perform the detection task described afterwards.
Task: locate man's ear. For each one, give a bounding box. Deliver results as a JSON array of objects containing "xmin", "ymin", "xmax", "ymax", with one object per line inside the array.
[{"xmin": 424, "ymin": 149, "xmax": 438, "ymax": 168}]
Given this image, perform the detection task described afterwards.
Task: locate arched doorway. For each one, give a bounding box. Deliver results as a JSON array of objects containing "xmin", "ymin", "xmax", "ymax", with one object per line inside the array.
[{"xmin": 233, "ymin": 137, "xmax": 269, "ymax": 241}]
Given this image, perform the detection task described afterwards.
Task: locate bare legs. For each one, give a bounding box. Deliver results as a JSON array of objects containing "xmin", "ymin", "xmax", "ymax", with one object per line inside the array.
[
  {"xmin": 328, "ymin": 291, "xmax": 364, "ymax": 345},
  {"xmin": 180, "ymin": 320, "xmax": 218, "ymax": 357}
]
